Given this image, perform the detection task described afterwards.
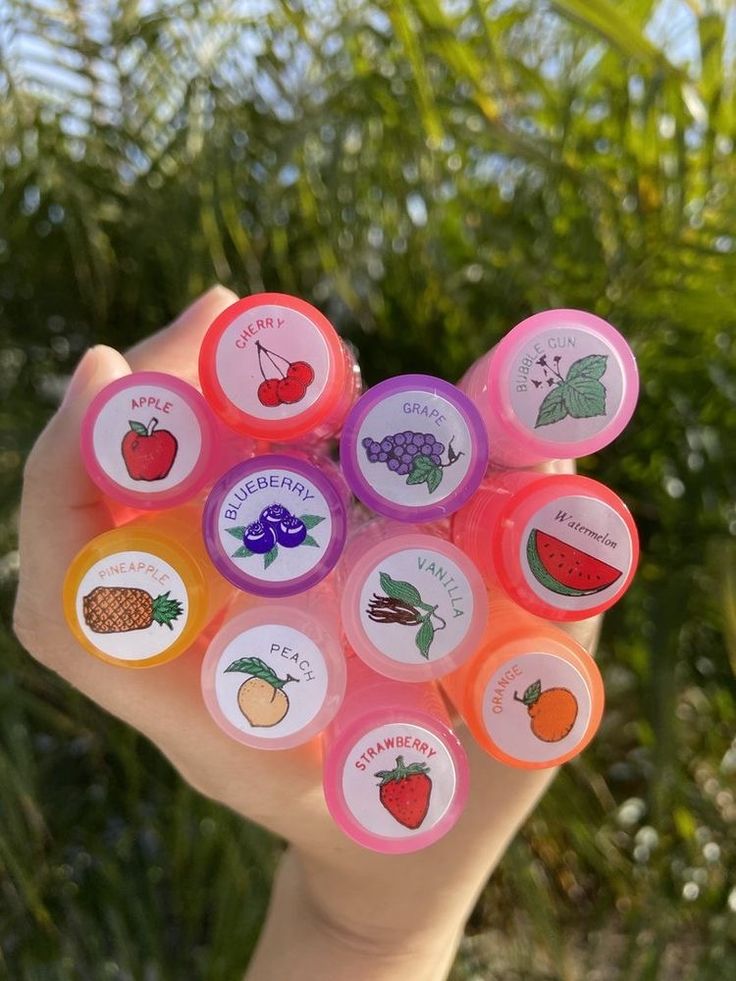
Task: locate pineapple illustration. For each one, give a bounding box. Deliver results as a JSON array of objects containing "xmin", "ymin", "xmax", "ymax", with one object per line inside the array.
[{"xmin": 83, "ymin": 586, "xmax": 183, "ymax": 634}]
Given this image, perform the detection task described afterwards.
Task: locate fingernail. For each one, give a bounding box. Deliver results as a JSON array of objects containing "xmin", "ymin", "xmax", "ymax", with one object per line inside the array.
[{"xmin": 60, "ymin": 347, "xmax": 100, "ymax": 407}]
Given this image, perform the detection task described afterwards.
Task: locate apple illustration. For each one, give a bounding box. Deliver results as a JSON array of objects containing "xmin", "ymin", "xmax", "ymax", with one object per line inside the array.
[{"xmin": 121, "ymin": 417, "xmax": 178, "ymax": 481}]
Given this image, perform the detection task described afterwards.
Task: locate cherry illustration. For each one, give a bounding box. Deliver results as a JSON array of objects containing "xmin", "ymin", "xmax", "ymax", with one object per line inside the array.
[
  {"xmin": 255, "ymin": 340, "xmax": 314, "ymax": 408},
  {"xmin": 287, "ymin": 361, "xmax": 314, "ymax": 386},
  {"xmin": 257, "ymin": 378, "xmax": 282, "ymax": 407},
  {"xmin": 276, "ymin": 376, "xmax": 307, "ymax": 405}
]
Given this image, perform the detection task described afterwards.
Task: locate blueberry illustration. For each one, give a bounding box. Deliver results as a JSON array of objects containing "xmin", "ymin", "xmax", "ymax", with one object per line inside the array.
[
  {"xmin": 244, "ymin": 521, "xmax": 276, "ymax": 554},
  {"xmin": 362, "ymin": 437, "xmax": 373, "ymax": 448},
  {"xmin": 277, "ymin": 515, "xmax": 307, "ymax": 548},
  {"xmin": 259, "ymin": 503, "xmax": 292, "ymax": 529}
]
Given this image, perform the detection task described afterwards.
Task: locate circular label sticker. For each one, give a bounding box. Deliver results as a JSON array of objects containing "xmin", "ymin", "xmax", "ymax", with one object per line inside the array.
[
  {"xmin": 354, "ymin": 391, "xmax": 473, "ymax": 509},
  {"xmin": 481, "ymin": 652, "xmax": 592, "ymax": 765},
  {"xmin": 357, "ymin": 548, "xmax": 474, "ymax": 665},
  {"xmin": 341, "ymin": 724, "xmax": 456, "ymax": 838},
  {"xmin": 215, "ymin": 467, "xmax": 334, "ymax": 584},
  {"xmin": 74, "ymin": 550, "xmax": 189, "ymax": 661},
  {"xmin": 211, "ymin": 624, "xmax": 329, "ymax": 740},
  {"xmin": 520, "ymin": 494, "xmax": 632, "ymax": 613},
  {"xmin": 508, "ymin": 326, "xmax": 624, "ymax": 443},
  {"xmin": 214, "ymin": 302, "xmax": 329, "ymax": 420},
  {"xmin": 92, "ymin": 383, "xmax": 203, "ymax": 494}
]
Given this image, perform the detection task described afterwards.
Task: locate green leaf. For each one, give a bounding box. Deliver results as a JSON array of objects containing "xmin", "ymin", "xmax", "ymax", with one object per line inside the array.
[
  {"xmin": 226, "ymin": 526, "xmax": 247, "ymax": 540},
  {"xmin": 301, "ymin": 534, "xmax": 320, "ymax": 547},
  {"xmin": 128, "ymin": 420, "xmax": 148, "ymax": 435},
  {"xmin": 534, "ymin": 386, "xmax": 568, "ymax": 427},
  {"xmin": 299, "ymin": 514, "xmax": 325, "ymax": 530},
  {"xmin": 231, "ymin": 545, "xmax": 253, "ymax": 558},
  {"xmin": 263, "ymin": 546, "xmax": 278, "ymax": 569},
  {"xmin": 564, "ymin": 354, "xmax": 608, "ymax": 382},
  {"xmin": 379, "ymin": 572, "xmax": 423, "ymax": 606},
  {"xmin": 523, "ymin": 680, "xmax": 543, "ymax": 705},
  {"xmin": 562, "ymin": 377, "xmax": 607, "ymax": 418},
  {"xmin": 406, "ymin": 455, "xmax": 443, "ymax": 493},
  {"xmin": 224, "ymin": 656, "xmax": 281, "ymax": 687},
  {"xmin": 415, "ymin": 617, "xmax": 435, "ymax": 659}
]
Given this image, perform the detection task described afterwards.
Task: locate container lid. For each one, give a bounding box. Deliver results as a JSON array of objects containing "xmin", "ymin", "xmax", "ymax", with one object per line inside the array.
[
  {"xmin": 474, "ymin": 635, "xmax": 604, "ymax": 769},
  {"xmin": 491, "ymin": 473, "xmax": 639, "ymax": 620},
  {"xmin": 201, "ymin": 604, "xmax": 346, "ymax": 750},
  {"xmin": 80, "ymin": 371, "xmax": 217, "ymax": 509},
  {"xmin": 322, "ymin": 710, "xmax": 469, "ymax": 854},
  {"xmin": 198, "ymin": 292, "xmax": 349, "ymax": 441},
  {"xmin": 202, "ymin": 454, "xmax": 348, "ymax": 597},
  {"xmin": 62, "ymin": 525, "xmax": 208, "ymax": 667},
  {"xmin": 341, "ymin": 533, "xmax": 488, "ymax": 681},
  {"xmin": 488, "ymin": 309, "xmax": 639, "ymax": 459},
  {"xmin": 340, "ymin": 374, "xmax": 489, "ymax": 522}
]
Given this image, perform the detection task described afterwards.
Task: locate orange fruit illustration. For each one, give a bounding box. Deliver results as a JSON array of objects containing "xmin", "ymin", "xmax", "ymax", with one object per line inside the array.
[
  {"xmin": 225, "ymin": 656, "xmax": 298, "ymax": 728},
  {"xmin": 514, "ymin": 680, "xmax": 578, "ymax": 743}
]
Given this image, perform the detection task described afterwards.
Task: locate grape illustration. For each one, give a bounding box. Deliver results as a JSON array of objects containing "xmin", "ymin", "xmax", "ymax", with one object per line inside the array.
[{"xmin": 361, "ymin": 431, "xmax": 464, "ymax": 495}]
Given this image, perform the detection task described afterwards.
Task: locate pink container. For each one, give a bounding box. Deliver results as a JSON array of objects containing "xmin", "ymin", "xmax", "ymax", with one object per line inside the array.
[
  {"xmin": 452, "ymin": 471, "xmax": 639, "ymax": 621},
  {"xmin": 201, "ymin": 584, "xmax": 346, "ymax": 750},
  {"xmin": 460, "ymin": 309, "xmax": 639, "ymax": 467},
  {"xmin": 81, "ymin": 371, "xmax": 226, "ymax": 510},
  {"xmin": 340, "ymin": 521, "xmax": 488, "ymax": 681},
  {"xmin": 322, "ymin": 655, "xmax": 469, "ymax": 853}
]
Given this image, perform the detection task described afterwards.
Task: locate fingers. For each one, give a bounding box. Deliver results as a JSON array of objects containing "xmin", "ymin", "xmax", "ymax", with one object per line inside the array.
[
  {"xmin": 124, "ymin": 284, "xmax": 238, "ymax": 382},
  {"xmin": 15, "ymin": 345, "xmax": 131, "ymax": 653}
]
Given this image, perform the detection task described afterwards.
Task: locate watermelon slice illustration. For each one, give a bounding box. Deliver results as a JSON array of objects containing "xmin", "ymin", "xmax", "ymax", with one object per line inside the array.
[{"xmin": 526, "ymin": 529, "xmax": 623, "ymax": 597}]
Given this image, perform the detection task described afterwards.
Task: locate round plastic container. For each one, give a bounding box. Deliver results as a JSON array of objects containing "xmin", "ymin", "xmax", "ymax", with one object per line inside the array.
[
  {"xmin": 452, "ymin": 471, "xmax": 639, "ymax": 621},
  {"xmin": 201, "ymin": 586, "xmax": 346, "ymax": 750},
  {"xmin": 340, "ymin": 374, "xmax": 489, "ymax": 522},
  {"xmin": 341, "ymin": 523, "xmax": 488, "ymax": 681},
  {"xmin": 202, "ymin": 454, "xmax": 349, "ymax": 597},
  {"xmin": 442, "ymin": 594, "xmax": 604, "ymax": 768},
  {"xmin": 81, "ymin": 371, "xmax": 219, "ymax": 509},
  {"xmin": 460, "ymin": 309, "xmax": 639, "ymax": 467},
  {"xmin": 62, "ymin": 511, "xmax": 219, "ymax": 668},
  {"xmin": 198, "ymin": 292, "xmax": 361, "ymax": 442},
  {"xmin": 322, "ymin": 655, "xmax": 469, "ymax": 853}
]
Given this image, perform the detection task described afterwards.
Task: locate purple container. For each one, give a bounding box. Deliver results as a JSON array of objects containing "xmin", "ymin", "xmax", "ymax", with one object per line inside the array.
[
  {"xmin": 203, "ymin": 454, "xmax": 348, "ymax": 597},
  {"xmin": 340, "ymin": 375, "xmax": 489, "ymax": 523}
]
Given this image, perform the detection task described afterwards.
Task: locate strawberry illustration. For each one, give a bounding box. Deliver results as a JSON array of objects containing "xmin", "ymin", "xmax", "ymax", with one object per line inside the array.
[{"xmin": 374, "ymin": 756, "xmax": 432, "ymax": 830}]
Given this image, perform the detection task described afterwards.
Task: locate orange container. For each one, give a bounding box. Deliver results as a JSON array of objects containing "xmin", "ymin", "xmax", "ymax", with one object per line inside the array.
[{"xmin": 441, "ymin": 593, "xmax": 604, "ymax": 769}]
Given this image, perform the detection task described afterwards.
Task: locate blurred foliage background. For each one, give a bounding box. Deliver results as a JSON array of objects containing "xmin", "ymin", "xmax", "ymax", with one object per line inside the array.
[{"xmin": 1, "ymin": 0, "xmax": 736, "ymax": 978}]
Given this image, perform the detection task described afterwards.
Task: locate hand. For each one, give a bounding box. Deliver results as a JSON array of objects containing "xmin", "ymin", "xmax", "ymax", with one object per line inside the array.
[{"xmin": 14, "ymin": 286, "xmax": 601, "ymax": 981}]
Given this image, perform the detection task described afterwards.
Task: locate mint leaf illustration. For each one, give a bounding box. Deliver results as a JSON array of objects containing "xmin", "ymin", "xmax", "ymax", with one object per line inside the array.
[
  {"xmin": 302, "ymin": 534, "xmax": 320, "ymax": 547},
  {"xmin": 565, "ymin": 354, "xmax": 608, "ymax": 382},
  {"xmin": 299, "ymin": 514, "xmax": 325, "ymax": 530},
  {"xmin": 263, "ymin": 546, "xmax": 278, "ymax": 569},
  {"xmin": 534, "ymin": 386, "xmax": 567, "ymax": 428},
  {"xmin": 226, "ymin": 526, "xmax": 248, "ymax": 540},
  {"xmin": 562, "ymin": 377, "xmax": 606, "ymax": 418},
  {"xmin": 231, "ymin": 545, "xmax": 254, "ymax": 558},
  {"xmin": 379, "ymin": 572, "xmax": 423, "ymax": 607},
  {"xmin": 415, "ymin": 617, "xmax": 435, "ymax": 659}
]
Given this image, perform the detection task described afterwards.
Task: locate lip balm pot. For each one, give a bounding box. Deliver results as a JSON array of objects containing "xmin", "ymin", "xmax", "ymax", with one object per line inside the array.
[
  {"xmin": 202, "ymin": 453, "xmax": 349, "ymax": 598},
  {"xmin": 459, "ymin": 309, "xmax": 639, "ymax": 467},
  {"xmin": 341, "ymin": 522, "xmax": 488, "ymax": 681},
  {"xmin": 201, "ymin": 584, "xmax": 346, "ymax": 750},
  {"xmin": 442, "ymin": 594, "xmax": 604, "ymax": 769},
  {"xmin": 81, "ymin": 371, "xmax": 220, "ymax": 510},
  {"xmin": 452, "ymin": 470, "xmax": 639, "ymax": 621},
  {"xmin": 322, "ymin": 655, "xmax": 469, "ymax": 853},
  {"xmin": 198, "ymin": 292, "xmax": 362, "ymax": 443},
  {"xmin": 62, "ymin": 506, "xmax": 229, "ymax": 668},
  {"xmin": 340, "ymin": 374, "xmax": 489, "ymax": 523}
]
